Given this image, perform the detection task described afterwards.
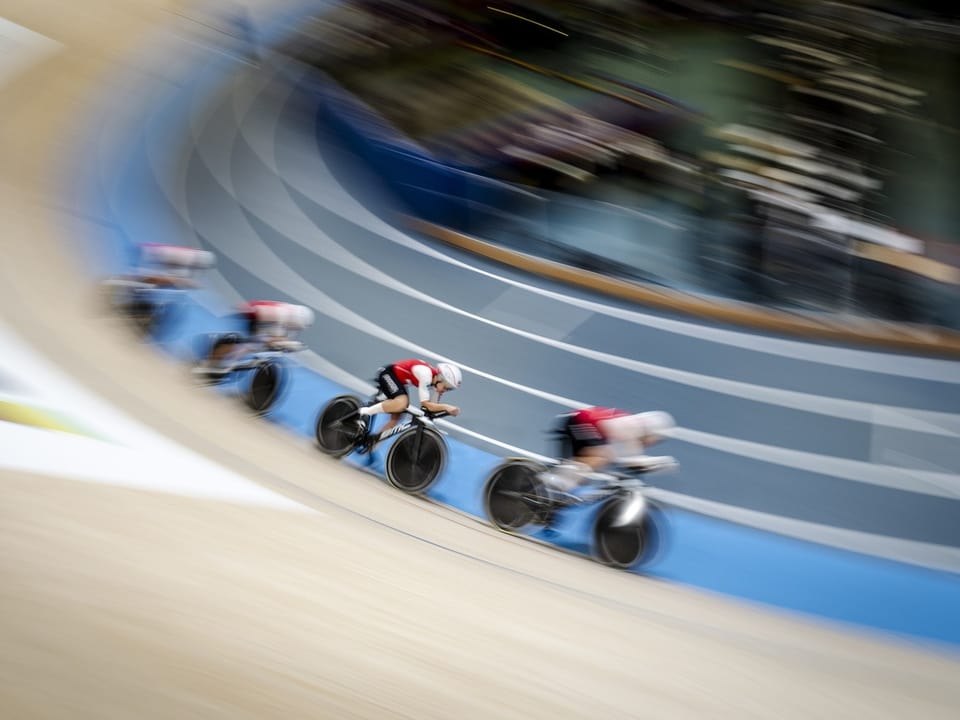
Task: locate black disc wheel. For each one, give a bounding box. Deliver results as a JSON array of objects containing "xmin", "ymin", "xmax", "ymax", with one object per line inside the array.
[
  {"xmin": 593, "ymin": 497, "xmax": 662, "ymax": 570},
  {"xmin": 315, "ymin": 395, "xmax": 364, "ymax": 458},
  {"xmin": 483, "ymin": 460, "xmax": 550, "ymax": 532},
  {"xmin": 245, "ymin": 361, "xmax": 284, "ymax": 415},
  {"xmin": 385, "ymin": 426, "xmax": 446, "ymax": 494}
]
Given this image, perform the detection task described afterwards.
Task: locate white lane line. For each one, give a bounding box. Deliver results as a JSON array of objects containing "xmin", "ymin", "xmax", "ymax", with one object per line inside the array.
[
  {"xmin": 251, "ymin": 81, "xmax": 960, "ymax": 383},
  {"xmin": 201, "ymin": 106, "xmax": 960, "ymax": 436},
  {"xmin": 647, "ymin": 489, "xmax": 960, "ymax": 575},
  {"xmin": 673, "ymin": 427, "xmax": 960, "ymax": 499},
  {"xmin": 0, "ymin": 320, "xmax": 311, "ymax": 512}
]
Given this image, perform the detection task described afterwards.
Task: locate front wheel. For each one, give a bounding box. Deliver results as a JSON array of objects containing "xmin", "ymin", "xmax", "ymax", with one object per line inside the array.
[
  {"xmin": 245, "ymin": 360, "xmax": 286, "ymax": 415},
  {"xmin": 593, "ymin": 496, "xmax": 662, "ymax": 570},
  {"xmin": 483, "ymin": 459, "xmax": 551, "ymax": 532},
  {"xmin": 385, "ymin": 426, "xmax": 446, "ymax": 494},
  {"xmin": 315, "ymin": 394, "xmax": 364, "ymax": 458}
]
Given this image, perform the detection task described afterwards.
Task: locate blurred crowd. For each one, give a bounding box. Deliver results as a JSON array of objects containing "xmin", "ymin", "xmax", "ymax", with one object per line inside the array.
[{"xmin": 280, "ymin": 0, "xmax": 960, "ymax": 327}]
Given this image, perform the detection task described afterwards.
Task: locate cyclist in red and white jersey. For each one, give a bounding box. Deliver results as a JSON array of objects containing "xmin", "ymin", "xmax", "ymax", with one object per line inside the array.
[
  {"xmin": 200, "ymin": 300, "xmax": 314, "ymax": 374},
  {"xmin": 132, "ymin": 243, "xmax": 215, "ymax": 288},
  {"xmin": 546, "ymin": 406, "xmax": 676, "ymax": 491},
  {"xmin": 355, "ymin": 358, "xmax": 462, "ymax": 444}
]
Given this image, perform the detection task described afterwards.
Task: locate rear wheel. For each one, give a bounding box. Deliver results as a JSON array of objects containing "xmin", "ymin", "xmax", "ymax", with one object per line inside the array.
[
  {"xmin": 385, "ymin": 426, "xmax": 446, "ymax": 494},
  {"xmin": 483, "ymin": 459, "xmax": 551, "ymax": 532},
  {"xmin": 315, "ymin": 395, "xmax": 365, "ymax": 458},
  {"xmin": 245, "ymin": 360, "xmax": 284, "ymax": 415},
  {"xmin": 593, "ymin": 497, "xmax": 662, "ymax": 570}
]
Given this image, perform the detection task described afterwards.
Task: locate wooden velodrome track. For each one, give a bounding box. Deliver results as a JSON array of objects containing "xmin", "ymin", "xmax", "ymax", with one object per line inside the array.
[{"xmin": 1, "ymin": 1, "xmax": 958, "ymax": 717}]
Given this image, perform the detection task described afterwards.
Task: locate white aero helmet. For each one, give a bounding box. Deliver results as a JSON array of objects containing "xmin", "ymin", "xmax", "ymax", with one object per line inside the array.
[
  {"xmin": 638, "ymin": 411, "xmax": 675, "ymax": 442},
  {"xmin": 436, "ymin": 362, "xmax": 462, "ymax": 390},
  {"xmin": 245, "ymin": 301, "xmax": 314, "ymax": 329},
  {"xmin": 141, "ymin": 243, "xmax": 215, "ymax": 269},
  {"xmin": 601, "ymin": 410, "xmax": 675, "ymax": 443}
]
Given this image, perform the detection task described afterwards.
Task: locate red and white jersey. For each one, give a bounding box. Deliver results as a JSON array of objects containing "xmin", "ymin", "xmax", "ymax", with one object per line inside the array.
[
  {"xmin": 567, "ymin": 407, "xmax": 630, "ymax": 442},
  {"xmin": 390, "ymin": 358, "xmax": 439, "ymax": 403},
  {"xmin": 139, "ymin": 243, "xmax": 215, "ymax": 269},
  {"xmin": 240, "ymin": 300, "xmax": 314, "ymax": 330}
]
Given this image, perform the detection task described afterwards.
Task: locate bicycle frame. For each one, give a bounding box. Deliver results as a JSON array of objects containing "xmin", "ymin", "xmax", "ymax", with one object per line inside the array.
[
  {"xmin": 528, "ymin": 464, "xmax": 655, "ymax": 525},
  {"xmin": 374, "ymin": 418, "xmax": 415, "ymax": 444},
  {"xmin": 365, "ymin": 403, "xmax": 443, "ymax": 450}
]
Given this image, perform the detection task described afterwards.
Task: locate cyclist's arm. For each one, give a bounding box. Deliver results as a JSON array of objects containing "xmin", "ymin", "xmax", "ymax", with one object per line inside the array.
[
  {"xmin": 411, "ymin": 364, "xmax": 435, "ymax": 405},
  {"xmin": 422, "ymin": 400, "xmax": 459, "ymax": 416},
  {"xmin": 412, "ymin": 365, "xmax": 458, "ymax": 416}
]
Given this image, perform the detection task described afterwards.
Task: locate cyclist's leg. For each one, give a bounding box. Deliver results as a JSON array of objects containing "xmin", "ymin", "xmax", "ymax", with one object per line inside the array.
[
  {"xmin": 354, "ymin": 367, "xmax": 407, "ymax": 437},
  {"xmin": 577, "ymin": 444, "xmax": 615, "ymax": 472},
  {"xmin": 360, "ymin": 367, "xmax": 407, "ymax": 418},
  {"xmin": 372, "ymin": 409, "xmax": 406, "ymax": 441},
  {"xmin": 543, "ymin": 420, "xmax": 614, "ymax": 496}
]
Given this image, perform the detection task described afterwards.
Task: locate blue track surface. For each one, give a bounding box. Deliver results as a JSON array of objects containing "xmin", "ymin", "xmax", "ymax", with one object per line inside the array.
[{"xmin": 69, "ymin": 1, "xmax": 960, "ymax": 651}]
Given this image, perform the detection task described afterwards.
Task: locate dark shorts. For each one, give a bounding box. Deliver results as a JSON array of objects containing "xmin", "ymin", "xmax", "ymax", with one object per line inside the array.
[
  {"xmin": 375, "ymin": 366, "xmax": 406, "ymax": 400},
  {"xmin": 555, "ymin": 414, "xmax": 606, "ymax": 457},
  {"xmin": 227, "ymin": 311, "xmax": 258, "ymax": 337}
]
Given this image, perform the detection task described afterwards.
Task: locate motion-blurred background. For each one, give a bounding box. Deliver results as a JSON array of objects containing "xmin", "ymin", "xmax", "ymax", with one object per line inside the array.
[{"xmin": 280, "ymin": 0, "xmax": 960, "ymax": 327}]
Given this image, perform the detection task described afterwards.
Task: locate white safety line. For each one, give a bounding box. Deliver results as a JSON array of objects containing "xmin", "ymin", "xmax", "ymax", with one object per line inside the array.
[{"xmin": 647, "ymin": 488, "xmax": 960, "ymax": 575}]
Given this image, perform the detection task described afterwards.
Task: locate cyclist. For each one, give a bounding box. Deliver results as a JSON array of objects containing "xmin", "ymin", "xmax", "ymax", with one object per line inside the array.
[
  {"xmin": 105, "ymin": 243, "xmax": 215, "ymax": 335},
  {"xmin": 543, "ymin": 406, "xmax": 676, "ymax": 493},
  {"xmin": 199, "ymin": 300, "xmax": 313, "ymax": 376},
  {"xmin": 354, "ymin": 358, "xmax": 462, "ymax": 450},
  {"xmin": 131, "ymin": 243, "xmax": 215, "ymax": 288}
]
